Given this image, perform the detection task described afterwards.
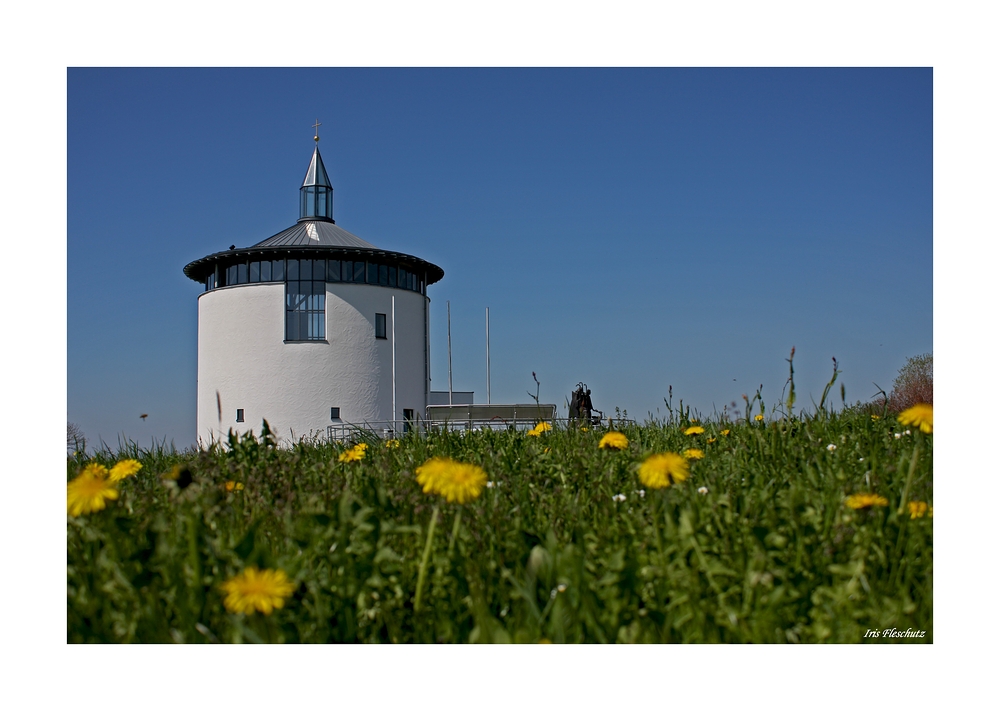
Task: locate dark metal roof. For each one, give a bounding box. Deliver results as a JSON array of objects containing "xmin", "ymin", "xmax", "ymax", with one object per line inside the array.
[
  {"xmin": 302, "ymin": 147, "xmax": 332, "ymax": 188},
  {"xmin": 252, "ymin": 219, "xmax": 377, "ymax": 249},
  {"xmin": 183, "ymin": 231, "xmax": 445, "ymax": 285}
]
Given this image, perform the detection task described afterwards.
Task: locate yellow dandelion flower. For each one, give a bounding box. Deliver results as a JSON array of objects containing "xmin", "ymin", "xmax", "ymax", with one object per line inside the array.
[
  {"xmin": 908, "ymin": 501, "xmax": 930, "ymax": 518},
  {"xmin": 871, "ymin": 414, "xmax": 881, "ymax": 421},
  {"xmin": 684, "ymin": 425, "xmax": 705, "ymax": 436},
  {"xmin": 580, "ymin": 427, "xmax": 588, "ymax": 432},
  {"xmin": 415, "ymin": 456, "xmax": 488, "ymax": 504},
  {"xmin": 108, "ymin": 459, "xmax": 142, "ymax": 482},
  {"xmin": 224, "ymin": 481, "xmax": 245, "ymax": 492},
  {"xmin": 527, "ymin": 422, "xmax": 552, "ymax": 437},
  {"xmin": 338, "ymin": 443, "xmax": 368, "ymax": 462},
  {"xmin": 543, "ymin": 447, "xmax": 550, "ymax": 453},
  {"xmin": 599, "ymin": 431, "xmax": 629, "ymax": 450},
  {"xmin": 845, "ymin": 493, "xmax": 889, "ymax": 509},
  {"xmin": 386, "ymin": 439, "xmax": 400, "ymax": 448},
  {"xmin": 219, "ymin": 567, "xmax": 296, "ymax": 615},
  {"xmin": 754, "ymin": 414, "xmax": 764, "ymax": 422},
  {"xmin": 721, "ymin": 429, "xmax": 731, "ymax": 436},
  {"xmin": 683, "ymin": 448, "xmax": 704, "ymax": 460},
  {"xmin": 898, "ymin": 403, "xmax": 932, "ymax": 434},
  {"xmin": 706, "ymin": 437, "xmax": 717, "ymax": 444},
  {"xmin": 67, "ymin": 467, "xmax": 119, "ymax": 516},
  {"xmin": 81, "ymin": 462, "xmax": 109, "ymax": 478},
  {"xmin": 637, "ymin": 452, "xmax": 689, "ymax": 489}
]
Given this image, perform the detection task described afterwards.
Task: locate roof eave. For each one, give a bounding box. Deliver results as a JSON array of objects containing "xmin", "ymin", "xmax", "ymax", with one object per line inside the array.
[{"xmin": 183, "ymin": 245, "xmax": 445, "ymax": 285}]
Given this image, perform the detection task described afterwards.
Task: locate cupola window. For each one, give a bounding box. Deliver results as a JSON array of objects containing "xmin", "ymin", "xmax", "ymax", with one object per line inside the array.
[{"xmin": 299, "ymin": 145, "xmax": 333, "ymax": 221}]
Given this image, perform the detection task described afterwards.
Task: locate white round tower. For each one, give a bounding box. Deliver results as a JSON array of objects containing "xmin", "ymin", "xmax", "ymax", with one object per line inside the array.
[{"xmin": 183, "ymin": 132, "xmax": 444, "ymax": 445}]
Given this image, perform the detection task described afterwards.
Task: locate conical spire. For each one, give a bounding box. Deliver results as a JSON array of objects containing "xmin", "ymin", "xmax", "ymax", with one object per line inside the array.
[
  {"xmin": 301, "ymin": 146, "xmax": 332, "ymax": 189},
  {"xmin": 299, "ymin": 129, "xmax": 334, "ymax": 222}
]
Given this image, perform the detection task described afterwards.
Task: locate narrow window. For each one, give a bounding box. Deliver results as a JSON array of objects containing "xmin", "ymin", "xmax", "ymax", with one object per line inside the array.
[
  {"xmin": 272, "ymin": 259, "xmax": 285, "ymax": 281},
  {"xmin": 367, "ymin": 261, "xmax": 378, "ymax": 284},
  {"xmin": 331, "ymin": 407, "xmax": 341, "ymax": 420},
  {"xmin": 236, "ymin": 409, "xmax": 244, "ymax": 423},
  {"xmin": 237, "ymin": 262, "xmax": 248, "ymax": 283},
  {"xmin": 403, "ymin": 408, "xmax": 414, "ymax": 433},
  {"xmin": 379, "ymin": 264, "xmax": 388, "ymax": 286},
  {"xmin": 375, "ymin": 313, "xmax": 387, "ymax": 339},
  {"xmin": 249, "ymin": 261, "xmax": 260, "ymax": 283},
  {"xmin": 261, "ymin": 259, "xmax": 272, "ymax": 281},
  {"xmin": 286, "ymin": 275, "xmax": 326, "ymax": 341},
  {"xmin": 327, "ymin": 259, "xmax": 341, "ymax": 282},
  {"xmin": 353, "ymin": 261, "xmax": 366, "ymax": 282}
]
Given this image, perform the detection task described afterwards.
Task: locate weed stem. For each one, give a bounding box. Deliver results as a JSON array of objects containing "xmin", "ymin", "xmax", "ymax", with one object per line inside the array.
[{"xmin": 414, "ymin": 504, "xmax": 440, "ymax": 612}]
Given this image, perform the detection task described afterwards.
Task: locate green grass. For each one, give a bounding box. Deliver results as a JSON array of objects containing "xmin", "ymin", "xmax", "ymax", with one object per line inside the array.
[{"xmin": 67, "ymin": 409, "xmax": 932, "ymax": 643}]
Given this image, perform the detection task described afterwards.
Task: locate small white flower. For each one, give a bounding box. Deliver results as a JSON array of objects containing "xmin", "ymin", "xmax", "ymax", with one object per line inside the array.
[
  {"xmin": 827, "ymin": 444, "xmax": 837, "ymax": 451},
  {"xmin": 904, "ymin": 429, "xmax": 911, "ymax": 435},
  {"xmin": 557, "ymin": 583, "xmax": 567, "ymax": 593},
  {"xmin": 858, "ymin": 458, "xmax": 864, "ymax": 462},
  {"xmin": 894, "ymin": 432, "xmax": 902, "ymax": 439},
  {"xmin": 638, "ymin": 490, "xmax": 645, "ymax": 498},
  {"xmin": 698, "ymin": 486, "xmax": 709, "ymax": 495},
  {"xmin": 550, "ymin": 589, "xmax": 558, "ymax": 599},
  {"xmin": 613, "ymin": 493, "xmax": 626, "ymax": 502},
  {"xmin": 486, "ymin": 481, "xmax": 495, "ymax": 488}
]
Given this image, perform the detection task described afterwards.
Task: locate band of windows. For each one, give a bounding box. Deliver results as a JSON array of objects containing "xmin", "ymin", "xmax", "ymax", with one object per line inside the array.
[{"xmin": 205, "ymin": 257, "xmax": 426, "ymax": 295}]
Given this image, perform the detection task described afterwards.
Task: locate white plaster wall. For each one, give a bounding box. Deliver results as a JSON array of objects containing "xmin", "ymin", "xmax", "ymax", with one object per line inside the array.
[{"xmin": 197, "ymin": 281, "xmax": 428, "ymax": 445}]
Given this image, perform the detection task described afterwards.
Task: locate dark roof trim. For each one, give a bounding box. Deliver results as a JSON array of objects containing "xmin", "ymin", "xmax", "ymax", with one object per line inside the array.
[{"xmin": 183, "ymin": 245, "xmax": 445, "ymax": 285}]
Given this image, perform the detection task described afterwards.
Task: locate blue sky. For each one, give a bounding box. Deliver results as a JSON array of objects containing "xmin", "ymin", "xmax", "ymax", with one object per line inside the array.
[{"xmin": 67, "ymin": 67, "xmax": 932, "ymax": 450}]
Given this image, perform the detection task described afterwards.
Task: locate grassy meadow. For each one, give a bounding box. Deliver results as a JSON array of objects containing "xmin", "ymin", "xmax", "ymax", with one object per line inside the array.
[{"xmin": 67, "ymin": 398, "xmax": 932, "ymax": 644}]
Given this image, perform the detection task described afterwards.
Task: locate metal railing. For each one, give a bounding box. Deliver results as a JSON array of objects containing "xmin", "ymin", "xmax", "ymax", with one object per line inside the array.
[{"xmin": 327, "ymin": 416, "xmax": 637, "ymax": 442}]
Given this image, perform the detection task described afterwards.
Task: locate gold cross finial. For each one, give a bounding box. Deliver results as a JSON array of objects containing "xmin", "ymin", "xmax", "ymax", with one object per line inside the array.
[{"xmin": 313, "ymin": 119, "xmax": 322, "ymax": 142}]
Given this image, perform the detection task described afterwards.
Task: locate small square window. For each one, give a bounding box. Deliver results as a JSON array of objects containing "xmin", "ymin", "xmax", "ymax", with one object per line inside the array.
[
  {"xmin": 331, "ymin": 407, "xmax": 341, "ymax": 420},
  {"xmin": 236, "ymin": 408, "xmax": 244, "ymax": 423},
  {"xmin": 375, "ymin": 313, "xmax": 387, "ymax": 339}
]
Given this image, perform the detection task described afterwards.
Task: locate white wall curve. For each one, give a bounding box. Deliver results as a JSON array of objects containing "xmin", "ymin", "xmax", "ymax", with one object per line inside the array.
[{"xmin": 197, "ymin": 280, "xmax": 428, "ymax": 445}]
